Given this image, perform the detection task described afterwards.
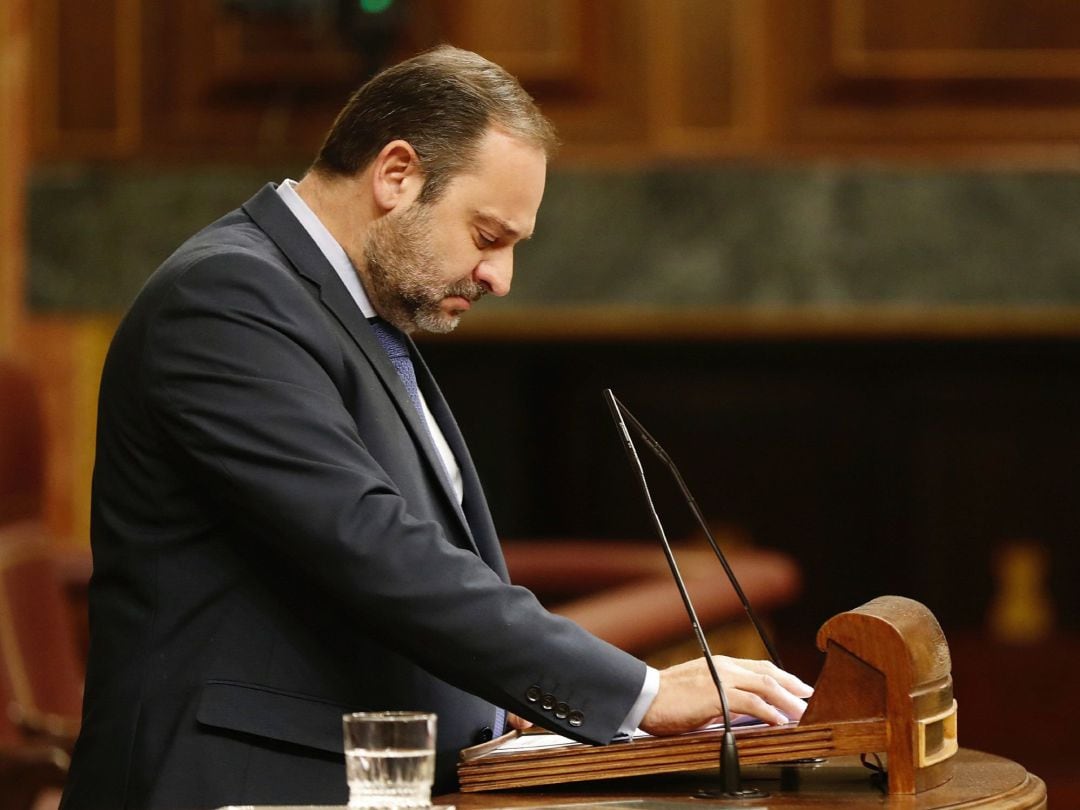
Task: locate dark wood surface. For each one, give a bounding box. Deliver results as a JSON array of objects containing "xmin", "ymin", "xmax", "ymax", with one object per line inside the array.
[{"xmin": 442, "ymin": 748, "xmax": 1046, "ymax": 809}]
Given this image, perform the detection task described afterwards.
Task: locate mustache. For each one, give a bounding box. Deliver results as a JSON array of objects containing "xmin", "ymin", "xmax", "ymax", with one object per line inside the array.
[{"xmin": 444, "ymin": 279, "xmax": 487, "ymax": 303}]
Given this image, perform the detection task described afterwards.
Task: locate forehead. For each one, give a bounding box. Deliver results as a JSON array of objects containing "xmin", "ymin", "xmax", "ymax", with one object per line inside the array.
[{"xmin": 437, "ymin": 128, "xmax": 547, "ymax": 238}]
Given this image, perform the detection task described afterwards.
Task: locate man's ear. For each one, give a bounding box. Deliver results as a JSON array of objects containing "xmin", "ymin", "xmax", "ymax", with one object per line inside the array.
[{"xmin": 371, "ymin": 139, "xmax": 424, "ymax": 212}]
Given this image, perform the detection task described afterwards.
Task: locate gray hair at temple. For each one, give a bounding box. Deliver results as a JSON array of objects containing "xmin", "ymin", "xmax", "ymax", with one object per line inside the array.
[{"xmin": 311, "ymin": 45, "xmax": 559, "ymax": 203}]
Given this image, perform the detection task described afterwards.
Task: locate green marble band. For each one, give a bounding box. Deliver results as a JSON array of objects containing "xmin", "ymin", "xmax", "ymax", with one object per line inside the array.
[{"xmin": 28, "ymin": 164, "xmax": 1080, "ymax": 313}]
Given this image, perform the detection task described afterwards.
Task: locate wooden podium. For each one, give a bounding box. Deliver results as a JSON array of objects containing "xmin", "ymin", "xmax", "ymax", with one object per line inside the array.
[
  {"xmin": 443, "ymin": 749, "xmax": 1046, "ymax": 808},
  {"xmin": 453, "ymin": 597, "xmax": 1047, "ymax": 807}
]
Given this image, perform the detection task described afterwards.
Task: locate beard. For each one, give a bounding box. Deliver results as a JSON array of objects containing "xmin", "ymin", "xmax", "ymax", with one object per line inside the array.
[{"xmin": 362, "ymin": 202, "xmax": 486, "ymax": 334}]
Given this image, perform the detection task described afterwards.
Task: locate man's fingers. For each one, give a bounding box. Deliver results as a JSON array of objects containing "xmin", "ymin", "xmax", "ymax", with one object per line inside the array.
[
  {"xmin": 727, "ymin": 692, "xmax": 789, "ymax": 726},
  {"xmin": 644, "ymin": 655, "xmax": 816, "ymax": 736},
  {"xmin": 712, "ymin": 658, "xmax": 811, "ymax": 723},
  {"xmin": 733, "ymin": 657, "xmax": 815, "ymax": 698},
  {"xmin": 506, "ymin": 712, "xmax": 534, "ymax": 731}
]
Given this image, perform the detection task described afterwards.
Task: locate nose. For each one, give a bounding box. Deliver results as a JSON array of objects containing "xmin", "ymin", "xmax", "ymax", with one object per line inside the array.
[{"xmin": 474, "ymin": 249, "xmax": 513, "ymax": 297}]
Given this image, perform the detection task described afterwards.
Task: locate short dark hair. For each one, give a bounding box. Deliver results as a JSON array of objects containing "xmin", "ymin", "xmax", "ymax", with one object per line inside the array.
[{"xmin": 312, "ymin": 45, "xmax": 558, "ymax": 202}]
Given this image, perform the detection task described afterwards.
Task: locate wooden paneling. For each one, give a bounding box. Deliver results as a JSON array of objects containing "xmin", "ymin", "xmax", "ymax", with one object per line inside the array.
[
  {"xmin": 442, "ymin": 0, "xmax": 651, "ymax": 159},
  {"xmin": 773, "ymin": 0, "xmax": 1080, "ymax": 154},
  {"xmin": 1, "ymin": 0, "xmax": 30, "ymax": 352},
  {"xmin": 441, "ymin": 0, "xmax": 585, "ymax": 83},
  {"xmin": 141, "ymin": 1, "xmax": 369, "ymax": 160},
  {"xmin": 141, "ymin": 0, "xmax": 640, "ymax": 160},
  {"xmin": 836, "ymin": 0, "xmax": 1080, "ymax": 78},
  {"xmin": 29, "ymin": 0, "xmax": 1080, "ymax": 163},
  {"xmin": 31, "ymin": 0, "xmax": 140, "ymax": 160},
  {"xmin": 200, "ymin": 3, "xmax": 359, "ymax": 87},
  {"xmin": 646, "ymin": 0, "xmax": 773, "ymax": 156}
]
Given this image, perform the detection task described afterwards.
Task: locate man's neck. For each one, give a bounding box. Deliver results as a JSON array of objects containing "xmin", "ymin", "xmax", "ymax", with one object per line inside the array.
[
  {"xmin": 294, "ymin": 172, "xmax": 372, "ymax": 266},
  {"xmin": 295, "ymin": 172, "xmax": 387, "ymax": 311}
]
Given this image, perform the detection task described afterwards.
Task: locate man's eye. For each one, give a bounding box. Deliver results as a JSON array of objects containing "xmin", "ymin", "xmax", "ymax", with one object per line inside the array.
[{"xmin": 477, "ymin": 231, "xmax": 497, "ymax": 247}]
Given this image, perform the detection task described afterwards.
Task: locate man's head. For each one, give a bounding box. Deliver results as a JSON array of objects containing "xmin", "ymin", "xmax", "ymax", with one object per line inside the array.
[
  {"xmin": 359, "ymin": 125, "xmax": 546, "ymax": 334},
  {"xmin": 312, "ymin": 45, "xmax": 557, "ymax": 204},
  {"xmin": 305, "ymin": 46, "xmax": 555, "ymax": 334}
]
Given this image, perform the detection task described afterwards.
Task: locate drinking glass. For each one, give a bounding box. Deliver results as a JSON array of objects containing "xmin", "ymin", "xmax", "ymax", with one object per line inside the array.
[{"xmin": 343, "ymin": 711, "xmax": 437, "ymax": 809}]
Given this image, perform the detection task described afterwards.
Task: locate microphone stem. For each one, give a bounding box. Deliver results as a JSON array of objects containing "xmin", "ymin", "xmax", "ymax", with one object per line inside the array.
[
  {"xmin": 603, "ymin": 389, "xmax": 771, "ymax": 800},
  {"xmin": 604, "ymin": 393, "xmax": 735, "ymax": 737},
  {"xmin": 614, "ymin": 401, "xmax": 785, "ymax": 669},
  {"xmin": 721, "ymin": 730, "xmax": 743, "ymax": 795}
]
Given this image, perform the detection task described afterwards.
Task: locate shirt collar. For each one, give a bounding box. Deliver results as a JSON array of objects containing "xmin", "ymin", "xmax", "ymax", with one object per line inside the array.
[{"xmin": 276, "ymin": 179, "xmax": 376, "ymax": 319}]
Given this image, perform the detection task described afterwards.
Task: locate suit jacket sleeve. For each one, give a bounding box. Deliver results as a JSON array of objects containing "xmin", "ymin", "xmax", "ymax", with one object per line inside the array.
[{"xmin": 138, "ymin": 246, "xmax": 647, "ymax": 744}]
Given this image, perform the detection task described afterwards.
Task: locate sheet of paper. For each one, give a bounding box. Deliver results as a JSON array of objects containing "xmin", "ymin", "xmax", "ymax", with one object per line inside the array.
[{"xmin": 498, "ymin": 718, "xmax": 768, "ymax": 754}]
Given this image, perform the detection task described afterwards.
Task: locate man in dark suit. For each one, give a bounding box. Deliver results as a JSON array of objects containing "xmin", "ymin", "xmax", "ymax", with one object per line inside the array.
[{"xmin": 60, "ymin": 46, "xmax": 812, "ymax": 809}]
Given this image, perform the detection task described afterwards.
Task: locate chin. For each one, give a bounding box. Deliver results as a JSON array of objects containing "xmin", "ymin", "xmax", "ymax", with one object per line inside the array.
[{"xmin": 412, "ymin": 312, "xmax": 461, "ymax": 335}]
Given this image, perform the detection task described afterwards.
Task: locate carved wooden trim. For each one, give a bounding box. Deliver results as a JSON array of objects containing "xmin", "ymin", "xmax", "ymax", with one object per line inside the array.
[{"xmin": 419, "ymin": 305, "xmax": 1080, "ymax": 343}]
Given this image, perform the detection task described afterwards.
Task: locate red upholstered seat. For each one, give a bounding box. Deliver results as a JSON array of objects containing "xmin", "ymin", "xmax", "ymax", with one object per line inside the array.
[
  {"xmin": 502, "ymin": 539, "xmax": 800, "ymax": 658},
  {"xmin": 0, "ymin": 361, "xmax": 43, "ymax": 525},
  {"xmin": 0, "ymin": 361, "xmax": 79, "ymax": 810},
  {"xmin": 0, "ymin": 519, "xmax": 84, "ymax": 743}
]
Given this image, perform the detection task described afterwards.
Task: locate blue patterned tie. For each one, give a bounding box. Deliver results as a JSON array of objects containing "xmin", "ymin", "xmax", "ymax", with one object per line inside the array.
[
  {"xmin": 368, "ymin": 318, "xmax": 506, "ymax": 738},
  {"xmin": 368, "ymin": 319, "xmax": 425, "ymax": 419}
]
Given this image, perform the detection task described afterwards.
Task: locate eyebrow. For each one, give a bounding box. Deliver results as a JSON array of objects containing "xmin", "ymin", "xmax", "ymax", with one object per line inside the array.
[{"xmin": 476, "ymin": 212, "xmax": 533, "ymax": 242}]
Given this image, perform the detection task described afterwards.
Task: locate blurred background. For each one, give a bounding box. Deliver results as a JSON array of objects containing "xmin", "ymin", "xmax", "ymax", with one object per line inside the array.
[{"xmin": 2, "ymin": 0, "xmax": 1079, "ymax": 806}]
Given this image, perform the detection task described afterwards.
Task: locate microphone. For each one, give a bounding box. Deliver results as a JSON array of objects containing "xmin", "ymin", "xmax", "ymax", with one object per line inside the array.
[
  {"xmin": 603, "ymin": 388, "xmax": 768, "ymax": 799},
  {"xmin": 606, "ymin": 392, "xmax": 784, "ymax": 669}
]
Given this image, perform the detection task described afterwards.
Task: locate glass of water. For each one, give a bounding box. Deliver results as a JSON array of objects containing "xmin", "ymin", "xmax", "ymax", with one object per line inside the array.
[{"xmin": 343, "ymin": 711, "xmax": 437, "ymax": 809}]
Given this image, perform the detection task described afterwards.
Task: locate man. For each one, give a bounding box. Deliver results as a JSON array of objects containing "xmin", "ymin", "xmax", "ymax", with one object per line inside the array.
[{"xmin": 61, "ymin": 46, "xmax": 812, "ymax": 809}]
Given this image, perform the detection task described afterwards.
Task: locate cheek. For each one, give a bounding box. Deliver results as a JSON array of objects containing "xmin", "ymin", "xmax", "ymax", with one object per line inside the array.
[
  {"xmin": 423, "ymin": 211, "xmax": 480, "ymax": 281},
  {"xmin": 434, "ymin": 240, "xmax": 481, "ymax": 282}
]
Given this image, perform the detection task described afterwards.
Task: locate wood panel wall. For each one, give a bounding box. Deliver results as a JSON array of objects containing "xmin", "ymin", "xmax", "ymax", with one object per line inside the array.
[
  {"xmin": 0, "ymin": 0, "xmax": 30, "ymax": 352},
  {"xmin": 27, "ymin": 0, "xmax": 1080, "ymax": 165}
]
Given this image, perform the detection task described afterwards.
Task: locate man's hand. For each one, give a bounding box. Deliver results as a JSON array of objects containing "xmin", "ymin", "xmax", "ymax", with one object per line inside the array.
[
  {"xmin": 640, "ymin": 656, "xmax": 814, "ymax": 736},
  {"xmin": 507, "ymin": 713, "xmax": 534, "ymax": 732}
]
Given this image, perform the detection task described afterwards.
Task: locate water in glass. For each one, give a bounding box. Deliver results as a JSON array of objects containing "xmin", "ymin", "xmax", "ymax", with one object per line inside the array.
[{"xmin": 347, "ymin": 746, "xmax": 435, "ymax": 808}]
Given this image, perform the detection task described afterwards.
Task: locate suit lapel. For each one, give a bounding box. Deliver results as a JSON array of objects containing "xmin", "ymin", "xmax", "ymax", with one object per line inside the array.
[
  {"xmin": 411, "ymin": 343, "xmax": 509, "ymax": 581},
  {"xmin": 241, "ymin": 184, "xmax": 480, "ymax": 554}
]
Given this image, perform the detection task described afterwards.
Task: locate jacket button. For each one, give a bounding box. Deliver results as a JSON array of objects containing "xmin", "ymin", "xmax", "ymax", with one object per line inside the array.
[
  {"xmin": 568, "ymin": 710, "xmax": 584, "ymax": 727},
  {"xmin": 540, "ymin": 693, "xmax": 556, "ymax": 711},
  {"xmin": 554, "ymin": 702, "xmax": 570, "ymax": 720},
  {"xmin": 525, "ymin": 685, "xmax": 542, "ymax": 703},
  {"xmin": 475, "ymin": 726, "xmax": 493, "ymax": 743}
]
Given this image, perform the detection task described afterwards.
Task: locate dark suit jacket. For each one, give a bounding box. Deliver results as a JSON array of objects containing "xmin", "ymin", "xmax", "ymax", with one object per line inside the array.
[{"xmin": 60, "ymin": 185, "xmax": 646, "ymax": 810}]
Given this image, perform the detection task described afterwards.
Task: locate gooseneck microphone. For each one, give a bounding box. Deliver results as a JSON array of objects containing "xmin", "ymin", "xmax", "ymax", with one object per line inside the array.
[
  {"xmin": 603, "ymin": 388, "xmax": 769, "ymax": 799},
  {"xmin": 607, "ymin": 393, "xmax": 784, "ymax": 669}
]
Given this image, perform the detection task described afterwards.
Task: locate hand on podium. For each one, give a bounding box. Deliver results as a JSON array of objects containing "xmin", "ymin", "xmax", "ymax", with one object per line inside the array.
[
  {"xmin": 506, "ymin": 713, "xmax": 534, "ymax": 732},
  {"xmin": 640, "ymin": 656, "xmax": 814, "ymax": 736}
]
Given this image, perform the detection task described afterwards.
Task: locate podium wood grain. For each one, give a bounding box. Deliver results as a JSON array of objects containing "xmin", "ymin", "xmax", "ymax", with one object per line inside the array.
[{"xmin": 442, "ymin": 749, "xmax": 1047, "ymax": 809}]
